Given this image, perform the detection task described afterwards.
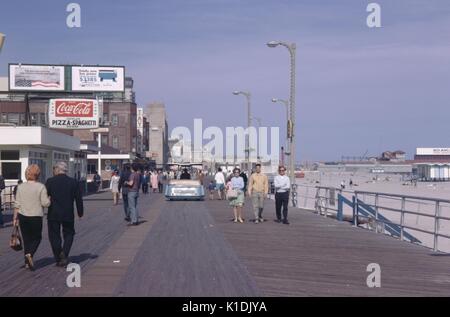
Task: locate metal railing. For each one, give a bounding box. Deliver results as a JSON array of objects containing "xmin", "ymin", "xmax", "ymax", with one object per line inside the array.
[
  {"xmin": 1, "ymin": 185, "xmax": 16, "ymax": 213},
  {"xmin": 353, "ymin": 191, "xmax": 450, "ymax": 252}
]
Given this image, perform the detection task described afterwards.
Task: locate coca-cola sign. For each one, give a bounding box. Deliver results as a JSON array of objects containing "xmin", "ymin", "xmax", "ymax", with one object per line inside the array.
[
  {"xmin": 49, "ymin": 99, "xmax": 99, "ymax": 129},
  {"xmin": 55, "ymin": 100, "xmax": 94, "ymax": 117}
]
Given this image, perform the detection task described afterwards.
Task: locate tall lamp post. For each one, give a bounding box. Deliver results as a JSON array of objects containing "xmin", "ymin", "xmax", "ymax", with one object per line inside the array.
[
  {"xmin": 271, "ymin": 98, "xmax": 290, "ymax": 156},
  {"xmin": 267, "ymin": 40, "xmax": 297, "ymax": 206},
  {"xmin": 233, "ymin": 90, "xmax": 251, "ymax": 172}
]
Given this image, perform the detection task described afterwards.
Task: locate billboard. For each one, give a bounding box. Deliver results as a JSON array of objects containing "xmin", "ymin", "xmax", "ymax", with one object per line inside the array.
[
  {"xmin": 9, "ymin": 64, "xmax": 65, "ymax": 91},
  {"xmin": 416, "ymin": 148, "xmax": 450, "ymax": 156},
  {"xmin": 71, "ymin": 66, "xmax": 125, "ymax": 92},
  {"xmin": 49, "ymin": 99, "xmax": 99, "ymax": 129}
]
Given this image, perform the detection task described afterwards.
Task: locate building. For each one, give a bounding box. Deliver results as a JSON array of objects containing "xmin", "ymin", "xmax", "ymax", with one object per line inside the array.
[
  {"xmin": 0, "ymin": 66, "xmax": 140, "ymax": 180},
  {"xmin": 136, "ymin": 107, "xmax": 150, "ymax": 157},
  {"xmin": 414, "ymin": 148, "xmax": 450, "ymax": 181},
  {"xmin": 381, "ymin": 150, "xmax": 406, "ymax": 162},
  {"xmin": 72, "ymin": 100, "xmax": 137, "ymax": 154},
  {"xmin": 0, "ymin": 126, "xmax": 82, "ymax": 184},
  {"xmin": 145, "ymin": 102, "xmax": 168, "ymax": 167}
]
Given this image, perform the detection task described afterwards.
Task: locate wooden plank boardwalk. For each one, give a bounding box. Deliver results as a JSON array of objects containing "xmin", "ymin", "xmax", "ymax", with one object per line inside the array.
[{"xmin": 1, "ymin": 190, "xmax": 450, "ymax": 296}]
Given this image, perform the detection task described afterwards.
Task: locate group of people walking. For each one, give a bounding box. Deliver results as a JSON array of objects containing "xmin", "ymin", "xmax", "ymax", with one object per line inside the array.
[
  {"xmin": 212, "ymin": 164, "xmax": 291, "ymax": 225},
  {"xmin": 12, "ymin": 162, "xmax": 84, "ymax": 271}
]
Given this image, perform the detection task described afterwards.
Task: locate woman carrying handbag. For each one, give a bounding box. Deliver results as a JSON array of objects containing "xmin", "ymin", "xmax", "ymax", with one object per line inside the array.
[
  {"xmin": 228, "ymin": 168, "xmax": 245, "ymax": 223},
  {"xmin": 13, "ymin": 165, "xmax": 51, "ymax": 271}
]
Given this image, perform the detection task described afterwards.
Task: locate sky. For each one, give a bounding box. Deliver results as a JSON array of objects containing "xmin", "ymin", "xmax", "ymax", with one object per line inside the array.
[{"xmin": 1, "ymin": 0, "xmax": 450, "ymax": 162}]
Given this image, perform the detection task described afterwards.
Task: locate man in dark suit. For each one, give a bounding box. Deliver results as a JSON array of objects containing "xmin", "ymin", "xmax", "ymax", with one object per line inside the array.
[{"xmin": 45, "ymin": 162, "xmax": 83, "ymax": 267}]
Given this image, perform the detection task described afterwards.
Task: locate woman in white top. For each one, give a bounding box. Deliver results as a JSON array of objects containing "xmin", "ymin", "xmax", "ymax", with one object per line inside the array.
[
  {"xmin": 110, "ymin": 170, "xmax": 121, "ymax": 205},
  {"xmin": 214, "ymin": 168, "xmax": 226, "ymax": 200},
  {"xmin": 13, "ymin": 164, "xmax": 51, "ymax": 271}
]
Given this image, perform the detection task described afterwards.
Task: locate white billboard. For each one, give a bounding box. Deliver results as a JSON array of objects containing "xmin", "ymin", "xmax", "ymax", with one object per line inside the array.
[
  {"xmin": 416, "ymin": 148, "xmax": 450, "ymax": 156},
  {"xmin": 9, "ymin": 64, "xmax": 65, "ymax": 91},
  {"xmin": 71, "ymin": 66, "xmax": 125, "ymax": 92},
  {"xmin": 49, "ymin": 99, "xmax": 99, "ymax": 129}
]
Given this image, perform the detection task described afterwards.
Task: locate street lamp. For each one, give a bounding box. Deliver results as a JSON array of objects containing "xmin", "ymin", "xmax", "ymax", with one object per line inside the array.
[
  {"xmin": 233, "ymin": 90, "xmax": 251, "ymax": 172},
  {"xmin": 272, "ymin": 98, "xmax": 290, "ymax": 168},
  {"xmin": 0, "ymin": 33, "xmax": 5, "ymax": 52},
  {"xmin": 267, "ymin": 40, "xmax": 297, "ymax": 206}
]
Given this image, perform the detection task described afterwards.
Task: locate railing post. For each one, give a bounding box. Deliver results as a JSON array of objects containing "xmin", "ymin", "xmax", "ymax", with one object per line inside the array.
[
  {"xmin": 374, "ymin": 194, "xmax": 379, "ymax": 233},
  {"xmin": 324, "ymin": 188, "xmax": 329, "ymax": 218},
  {"xmin": 434, "ymin": 201, "xmax": 440, "ymax": 252},
  {"xmin": 353, "ymin": 193, "xmax": 358, "ymax": 227},
  {"xmin": 400, "ymin": 197, "xmax": 405, "ymax": 241}
]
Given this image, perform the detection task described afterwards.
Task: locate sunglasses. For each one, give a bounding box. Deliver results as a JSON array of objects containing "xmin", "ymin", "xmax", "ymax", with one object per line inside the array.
[{"xmin": 279, "ymin": 169, "xmax": 286, "ymax": 172}]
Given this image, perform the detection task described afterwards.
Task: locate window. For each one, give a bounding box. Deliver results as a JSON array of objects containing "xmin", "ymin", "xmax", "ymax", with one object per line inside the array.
[
  {"xmin": 102, "ymin": 134, "xmax": 108, "ymax": 145},
  {"xmin": 40, "ymin": 113, "xmax": 47, "ymax": 126},
  {"xmin": 1, "ymin": 150, "xmax": 20, "ymax": 160},
  {"xmin": 30, "ymin": 113, "xmax": 38, "ymax": 126},
  {"xmin": 103, "ymin": 113, "xmax": 109, "ymax": 125},
  {"xmin": 112, "ymin": 135, "xmax": 119, "ymax": 149},
  {"xmin": 1, "ymin": 162, "xmax": 21, "ymax": 180},
  {"xmin": 7, "ymin": 113, "xmax": 19, "ymax": 125},
  {"xmin": 1, "ymin": 113, "xmax": 6, "ymax": 123},
  {"xmin": 111, "ymin": 114, "xmax": 118, "ymax": 126},
  {"xmin": 87, "ymin": 164, "xmax": 96, "ymax": 174}
]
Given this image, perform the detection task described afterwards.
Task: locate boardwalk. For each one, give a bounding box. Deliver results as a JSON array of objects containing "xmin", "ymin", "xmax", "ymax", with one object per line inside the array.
[{"xmin": 1, "ymin": 190, "xmax": 450, "ymax": 297}]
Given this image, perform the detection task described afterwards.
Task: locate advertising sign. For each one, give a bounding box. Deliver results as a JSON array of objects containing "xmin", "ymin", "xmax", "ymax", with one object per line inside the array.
[
  {"xmin": 49, "ymin": 99, "xmax": 99, "ymax": 129},
  {"xmin": 71, "ymin": 66, "xmax": 125, "ymax": 92},
  {"xmin": 416, "ymin": 148, "xmax": 450, "ymax": 156},
  {"xmin": 9, "ymin": 64, "xmax": 65, "ymax": 91}
]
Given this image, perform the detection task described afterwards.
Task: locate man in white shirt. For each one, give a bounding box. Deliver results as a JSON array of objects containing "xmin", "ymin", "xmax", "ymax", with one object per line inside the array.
[
  {"xmin": 214, "ymin": 168, "xmax": 226, "ymax": 200},
  {"xmin": 274, "ymin": 166, "xmax": 291, "ymax": 224}
]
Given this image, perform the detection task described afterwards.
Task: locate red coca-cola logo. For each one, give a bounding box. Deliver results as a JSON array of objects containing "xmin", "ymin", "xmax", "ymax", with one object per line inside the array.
[{"xmin": 55, "ymin": 100, "xmax": 94, "ymax": 117}]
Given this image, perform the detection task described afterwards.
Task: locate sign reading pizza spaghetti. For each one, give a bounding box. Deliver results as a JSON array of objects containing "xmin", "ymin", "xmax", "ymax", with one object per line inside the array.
[
  {"xmin": 49, "ymin": 99, "xmax": 99, "ymax": 129},
  {"xmin": 9, "ymin": 64, "xmax": 65, "ymax": 91},
  {"xmin": 71, "ymin": 66, "xmax": 125, "ymax": 92}
]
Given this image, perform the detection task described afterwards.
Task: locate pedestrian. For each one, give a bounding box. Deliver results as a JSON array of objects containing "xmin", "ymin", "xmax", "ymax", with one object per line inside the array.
[
  {"xmin": 180, "ymin": 168, "xmax": 191, "ymax": 180},
  {"xmin": 0, "ymin": 173, "xmax": 5, "ymax": 228},
  {"xmin": 110, "ymin": 171, "xmax": 120, "ymax": 205},
  {"xmin": 198, "ymin": 170, "xmax": 205, "ymax": 186},
  {"xmin": 340, "ymin": 180, "xmax": 345, "ymax": 190},
  {"xmin": 45, "ymin": 162, "xmax": 84, "ymax": 267},
  {"xmin": 13, "ymin": 179, "xmax": 23, "ymax": 199},
  {"xmin": 13, "ymin": 165, "xmax": 50, "ymax": 270},
  {"xmin": 142, "ymin": 170, "xmax": 149, "ymax": 194},
  {"xmin": 157, "ymin": 170, "xmax": 164, "ymax": 193},
  {"xmin": 125, "ymin": 163, "xmax": 141, "ymax": 226},
  {"xmin": 118, "ymin": 165, "xmax": 131, "ymax": 221},
  {"xmin": 274, "ymin": 166, "xmax": 290, "ymax": 225},
  {"xmin": 208, "ymin": 181, "xmax": 215, "ymax": 200},
  {"xmin": 240, "ymin": 170, "xmax": 248, "ymax": 195},
  {"xmin": 214, "ymin": 168, "xmax": 225, "ymax": 200},
  {"xmin": 247, "ymin": 163, "xmax": 269, "ymax": 224},
  {"xmin": 229, "ymin": 168, "xmax": 245, "ymax": 223},
  {"xmin": 151, "ymin": 170, "xmax": 158, "ymax": 193},
  {"xmin": 93, "ymin": 171, "xmax": 101, "ymax": 192},
  {"xmin": 349, "ymin": 179, "xmax": 353, "ymax": 187}
]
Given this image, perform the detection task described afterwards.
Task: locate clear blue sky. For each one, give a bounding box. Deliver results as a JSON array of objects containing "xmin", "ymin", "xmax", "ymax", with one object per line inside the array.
[{"xmin": 1, "ymin": 0, "xmax": 450, "ymax": 161}]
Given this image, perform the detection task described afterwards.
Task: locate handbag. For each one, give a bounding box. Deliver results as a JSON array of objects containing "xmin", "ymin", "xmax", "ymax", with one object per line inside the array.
[
  {"xmin": 9, "ymin": 225, "xmax": 23, "ymax": 252},
  {"xmin": 227, "ymin": 188, "xmax": 238, "ymax": 200}
]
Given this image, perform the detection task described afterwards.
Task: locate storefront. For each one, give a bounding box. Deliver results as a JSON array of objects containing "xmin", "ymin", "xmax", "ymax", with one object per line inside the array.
[{"xmin": 0, "ymin": 126, "xmax": 81, "ymax": 185}]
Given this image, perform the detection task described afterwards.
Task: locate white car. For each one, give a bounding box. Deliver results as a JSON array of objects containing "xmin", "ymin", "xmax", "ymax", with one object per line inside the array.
[{"xmin": 164, "ymin": 179, "xmax": 205, "ymax": 201}]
